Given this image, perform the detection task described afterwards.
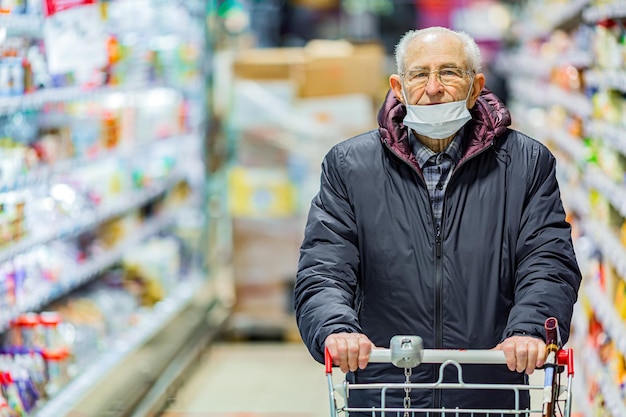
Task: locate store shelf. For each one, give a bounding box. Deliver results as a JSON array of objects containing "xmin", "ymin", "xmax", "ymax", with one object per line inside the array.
[
  {"xmin": 509, "ymin": 2, "xmax": 626, "ymax": 413},
  {"xmin": 32, "ymin": 270, "xmax": 229, "ymax": 417},
  {"xmin": 568, "ymin": 302, "xmax": 592, "ymax": 417},
  {"xmin": 571, "ymin": 355, "xmax": 594, "ymax": 417},
  {"xmin": 0, "ymin": 133, "xmax": 196, "ymax": 192},
  {"xmin": 584, "ymin": 1, "xmax": 626, "ymax": 23},
  {"xmin": 580, "ymin": 341, "xmax": 626, "ymax": 417},
  {"xmin": 549, "ymin": 129, "xmax": 588, "ymax": 165},
  {"xmin": 497, "ymin": 50, "xmax": 592, "ymax": 79},
  {"xmin": 0, "ymin": 209, "xmax": 178, "ymax": 332},
  {"xmin": 509, "ymin": 79, "xmax": 592, "ymax": 119},
  {"xmin": 496, "ymin": 53, "xmax": 552, "ymax": 79},
  {"xmin": 585, "ymin": 281, "xmax": 626, "ymax": 355},
  {"xmin": 585, "ymin": 119, "xmax": 626, "ymax": 156},
  {"xmin": 0, "ymin": 1, "xmax": 216, "ymax": 416},
  {"xmin": 584, "ymin": 167, "xmax": 626, "ymax": 217},
  {"xmin": 584, "ymin": 69, "xmax": 626, "ymax": 92},
  {"xmin": 514, "ymin": 0, "xmax": 590, "ymax": 41},
  {"xmin": 583, "ymin": 219, "xmax": 626, "ymax": 282},
  {"xmin": 562, "ymin": 183, "xmax": 590, "ymax": 216},
  {"xmin": 560, "ymin": 50, "xmax": 594, "ymax": 69},
  {"xmin": 0, "ymin": 14, "xmax": 42, "ymax": 36},
  {"xmin": 0, "ymin": 170, "xmax": 184, "ymax": 265},
  {"xmin": 510, "ymin": 104, "xmax": 588, "ymax": 166},
  {"xmin": 0, "ymin": 83, "xmax": 163, "ymax": 115},
  {"xmin": 34, "ymin": 274, "xmax": 205, "ymax": 417}
]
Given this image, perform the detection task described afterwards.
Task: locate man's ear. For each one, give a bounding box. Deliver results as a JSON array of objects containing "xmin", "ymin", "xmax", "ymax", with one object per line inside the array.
[
  {"xmin": 389, "ymin": 74, "xmax": 404, "ymax": 103},
  {"xmin": 468, "ymin": 73, "xmax": 486, "ymax": 108}
]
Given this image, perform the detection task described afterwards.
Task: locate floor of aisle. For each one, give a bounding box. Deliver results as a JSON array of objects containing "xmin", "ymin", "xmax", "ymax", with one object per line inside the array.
[{"xmin": 162, "ymin": 340, "xmax": 331, "ymax": 417}]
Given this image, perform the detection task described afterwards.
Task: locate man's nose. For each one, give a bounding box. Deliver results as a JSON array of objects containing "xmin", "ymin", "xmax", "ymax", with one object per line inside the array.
[{"xmin": 424, "ymin": 73, "xmax": 443, "ymax": 94}]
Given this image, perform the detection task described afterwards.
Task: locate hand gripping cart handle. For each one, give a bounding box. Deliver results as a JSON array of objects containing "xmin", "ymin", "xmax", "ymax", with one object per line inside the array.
[{"xmin": 324, "ymin": 335, "xmax": 574, "ymax": 417}]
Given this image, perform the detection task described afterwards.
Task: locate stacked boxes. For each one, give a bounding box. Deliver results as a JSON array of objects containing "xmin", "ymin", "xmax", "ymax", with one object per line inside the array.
[
  {"xmin": 231, "ymin": 39, "xmax": 387, "ymax": 102},
  {"xmin": 231, "ymin": 217, "xmax": 304, "ymax": 338},
  {"xmin": 225, "ymin": 39, "xmax": 386, "ymax": 338}
]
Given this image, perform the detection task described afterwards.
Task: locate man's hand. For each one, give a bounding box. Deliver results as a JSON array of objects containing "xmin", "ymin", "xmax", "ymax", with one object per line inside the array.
[
  {"xmin": 325, "ymin": 333, "xmax": 375, "ymax": 373},
  {"xmin": 495, "ymin": 335, "xmax": 547, "ymax": 375}
]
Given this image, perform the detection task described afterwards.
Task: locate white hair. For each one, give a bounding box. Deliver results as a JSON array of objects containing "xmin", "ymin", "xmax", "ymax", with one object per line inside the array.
[{"xmin": 394, "ymin": 27, "xmax": 482, "ymax": 74}]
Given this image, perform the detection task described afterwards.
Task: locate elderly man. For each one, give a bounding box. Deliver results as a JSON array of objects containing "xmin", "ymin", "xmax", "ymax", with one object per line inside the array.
[{"xmin": 294, "ymin": 26, "xmax": 581, "ymax": 414}]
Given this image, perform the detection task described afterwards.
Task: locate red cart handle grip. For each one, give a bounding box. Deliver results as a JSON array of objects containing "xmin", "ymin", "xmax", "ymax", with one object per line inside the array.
[
  {"xmin": 325, "ymin": 347, "xmax": 333, "ymax": 374},
  {"xmin": 557, "ymin": 348, "xmax": 574, "ymax": 376}
]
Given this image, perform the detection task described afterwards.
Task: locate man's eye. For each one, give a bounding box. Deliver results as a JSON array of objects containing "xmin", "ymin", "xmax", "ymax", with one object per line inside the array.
[{"xmin": 413, "ymin": 72, "xmax": 429, "ymax": 79}]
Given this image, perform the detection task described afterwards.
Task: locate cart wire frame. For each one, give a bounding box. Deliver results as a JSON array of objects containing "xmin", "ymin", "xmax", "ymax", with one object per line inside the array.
[{"xmin": 324, "ymin": 339, "xmax": 574, "ymax": 417}]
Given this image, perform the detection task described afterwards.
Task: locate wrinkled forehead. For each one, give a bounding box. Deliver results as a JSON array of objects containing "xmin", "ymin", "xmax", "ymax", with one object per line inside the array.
[{"xmin": 405, "ymin": 33, "xmax": 468, "ymax": 69}]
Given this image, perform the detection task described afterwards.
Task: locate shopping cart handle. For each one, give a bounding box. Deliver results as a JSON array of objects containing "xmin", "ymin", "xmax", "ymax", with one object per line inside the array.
[
  {"xmin": 324, "ymin": 347, "xmax": 506, "ymax": 374},
  {"xmin": 370, "ymin": 348, "xmax": 507, "ymax": 364},
  {"xmin": 325, "ymin": 347, "xmax": 575, "ymax": 375}
]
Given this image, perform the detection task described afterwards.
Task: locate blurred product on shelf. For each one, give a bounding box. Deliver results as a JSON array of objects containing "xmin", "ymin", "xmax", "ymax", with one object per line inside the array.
[
  {"xmin": 0, "ymin": 0, "xmax": 215, "ymax": 416},
  {"xmin": 500, "ymin": 1, "xmax": 626, "ymax": 415},
  {"xmin": 0, "ymin": 230, "xmax": 190, "ymax": 410},
  {"xmin": 0, "ymin": 1, "xmax": 203, "ymax": 94},
  {"xmin": 122, "ymin": 236, "xmax": 183, "ymax": 304},
  {"xmin": 0, "ymin": 88, "xmax": 189, "ymax": 179}
]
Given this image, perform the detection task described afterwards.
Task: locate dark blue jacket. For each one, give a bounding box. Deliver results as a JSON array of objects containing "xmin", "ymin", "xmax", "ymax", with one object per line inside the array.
[{"xmin": 294, "ymin": 88, "xmax": 581, "ymax": 413}]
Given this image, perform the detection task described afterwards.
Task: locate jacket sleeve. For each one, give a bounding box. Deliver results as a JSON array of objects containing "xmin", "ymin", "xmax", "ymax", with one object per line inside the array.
[
  {"xmin": 503, "ymin": 141, "xmax": 582, "ymax": 344},
  {"xmin": 294, "ymin": 145, "xmax": 362, "ymax": 364}
]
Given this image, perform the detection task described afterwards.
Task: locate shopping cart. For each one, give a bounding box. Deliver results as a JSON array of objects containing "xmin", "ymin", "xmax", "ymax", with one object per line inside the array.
[{"xmin": 324, "ymin": 334, "xmax": 575, "ymax": 417}]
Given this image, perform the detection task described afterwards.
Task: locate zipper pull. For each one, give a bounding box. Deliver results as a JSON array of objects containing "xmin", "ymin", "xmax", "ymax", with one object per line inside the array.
[{"xmin": 435, "ymin": 227, "xmax": 442, "ymax": 258}]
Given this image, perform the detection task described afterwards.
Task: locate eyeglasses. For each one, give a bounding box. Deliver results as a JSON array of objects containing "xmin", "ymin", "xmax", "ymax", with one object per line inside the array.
[{"xmin": 401, "ymin": 67, "xmax": 474, "ymax": 87}]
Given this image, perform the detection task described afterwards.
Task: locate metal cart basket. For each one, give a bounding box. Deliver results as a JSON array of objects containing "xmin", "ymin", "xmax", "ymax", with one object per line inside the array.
[{"xmin": 325, "ymin": 335, "xmax": 575, "ymax": 417}]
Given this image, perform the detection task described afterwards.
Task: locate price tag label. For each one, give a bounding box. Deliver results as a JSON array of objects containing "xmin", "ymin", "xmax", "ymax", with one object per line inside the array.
[{"xmin": 43, "ymin": 1, "xmax": 107, "ymax": 77}]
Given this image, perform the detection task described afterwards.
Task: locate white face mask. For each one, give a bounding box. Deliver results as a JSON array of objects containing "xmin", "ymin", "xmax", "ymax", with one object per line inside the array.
[{"xmin": 402, "ymin": 81, "xmax": 474, "ymax": 140}]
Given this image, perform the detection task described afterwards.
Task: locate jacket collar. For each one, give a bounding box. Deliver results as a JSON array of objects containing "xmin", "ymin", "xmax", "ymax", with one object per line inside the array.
[{"xmin": 377, "ymin": 88, "xmax": 511, "ymax": 169}]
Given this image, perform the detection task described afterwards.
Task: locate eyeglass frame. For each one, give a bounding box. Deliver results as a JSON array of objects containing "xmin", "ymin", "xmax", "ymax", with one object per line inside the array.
[{"xmin": 400, "ymin": 67, "xmax": 475, "ymax": 87}]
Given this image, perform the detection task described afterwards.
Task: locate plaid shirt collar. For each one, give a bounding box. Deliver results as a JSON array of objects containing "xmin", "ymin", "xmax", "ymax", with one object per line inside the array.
[{"xmin": 411, "ymin": 127, "xmax": 465, "ymax": 168}]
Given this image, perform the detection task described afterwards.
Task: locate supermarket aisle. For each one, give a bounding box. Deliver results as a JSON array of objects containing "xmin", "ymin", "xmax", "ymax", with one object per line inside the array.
[{"xmin": 163, "ymin": 340, "xmax": 332, "ymax": 417}]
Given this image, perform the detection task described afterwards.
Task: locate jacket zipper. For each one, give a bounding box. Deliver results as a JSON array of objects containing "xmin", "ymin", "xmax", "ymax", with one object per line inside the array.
[
  {"xmin": 434, "ymin": 225, "xmax": 443, "ymax": 347},
  {"xmin": 433, "ymin": 141, "xmax": 495, "ymax": 410},
  {"xmin": 382, "ymin": 139, "xmax": 445, "ymax": 348},
  {"xmin": 434, "ymin": 141, "xmax": 495, "ymax": 344},
  {"xmin": 384, "ymin": 138, "xmax": 495, "ymax": 409},
  {"xmin": 434, "ymin": 219, "xmax": 444, "ymax": 411}
]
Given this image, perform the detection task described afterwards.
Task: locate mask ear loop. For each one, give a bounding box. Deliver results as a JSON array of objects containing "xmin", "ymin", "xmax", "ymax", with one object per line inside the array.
[
  {"xmin": 398, "ymin": 72, "xmax": 418, "ymax": 136},
  {"xmin": 464, "ymin": 74, "xmax": 476, "ymax": 103},
  {"xmin": 400, "ymin": 81, "xmax": 413, "ymax": 136},
  {"xmin": 400, "ymin": 76, "xmax": 410, "ymax": 106}
]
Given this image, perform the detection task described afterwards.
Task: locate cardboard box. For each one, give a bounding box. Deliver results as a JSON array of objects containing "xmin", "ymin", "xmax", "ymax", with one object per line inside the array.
[
  {"xmin": 290, "ymin": 0, "xmax": 339, "ymax": 10},
  {"xmin": 234, "ymin": 281, "xmax": 292, "ymax": 313},
  {"xmin": 228, "ymin": 80, "xmax": 297, "ymax": 130},
  {"xmin": 228, "ymin": 165, "xmax": 298, "ymax": 218},
  {"xmin": 231, "ymin": 40, "xmax": 387, "ymax": 101},
  {"xmin": 299, "ymin": 40, "xmax": 386, "ymax": 99},
  {"xmin": 232, "ymin": 217, "xmax": 304, "ymax": 285},
  {"xmin": 233, "ymin": 128, "xmax": 292, "ymax": 168},
  {"xmin": 232, "ymin": 47, "xmax": 305, "ymax": 81},
  {"xmin": 295, "ymin": 93, "xmax": 376, "ymax": 138}
]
